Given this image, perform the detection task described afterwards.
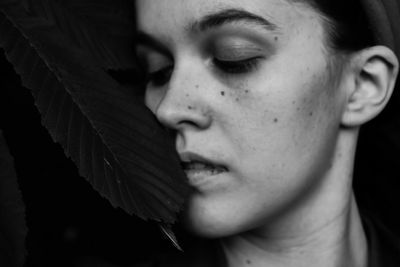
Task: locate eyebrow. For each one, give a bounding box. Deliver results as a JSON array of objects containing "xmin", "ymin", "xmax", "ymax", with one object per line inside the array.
[
  {"xmin": 135, "ymin": 8, "xmax": 279, "ymax": 53},
  {"xmin": 191, "ymin": 8, "xmax": 279, "ymax": 33}
]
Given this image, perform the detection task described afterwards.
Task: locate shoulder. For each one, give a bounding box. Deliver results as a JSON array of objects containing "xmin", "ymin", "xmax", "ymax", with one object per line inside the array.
[{"xmin": 362, "ymin": 211, "xmax": 400, "ymax": 267}]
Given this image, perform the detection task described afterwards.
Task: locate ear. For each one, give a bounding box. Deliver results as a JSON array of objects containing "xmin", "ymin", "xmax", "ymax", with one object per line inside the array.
[{"xmin": 341, "ymin": 46, "xmax": 399, "ymax": 127}]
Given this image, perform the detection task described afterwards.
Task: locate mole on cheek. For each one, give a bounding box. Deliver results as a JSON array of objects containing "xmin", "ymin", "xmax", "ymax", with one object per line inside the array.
[
  {"xmin": 188, "ymin": 106, "xmax": 193, "ymax": 110},
  {"xmin": 274, "ymin": 118, "xmax": 279, "ymax": 123},
  {"xmin": 221, "ymin": 91, "xmax": 225, "ymax": 96}
]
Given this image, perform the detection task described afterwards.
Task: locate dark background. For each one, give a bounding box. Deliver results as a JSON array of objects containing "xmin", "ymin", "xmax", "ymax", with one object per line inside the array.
[
  {"xmin": 1, "ymin": 46, "xmax": 400, "ymax": 267},
  {"xmin": 0, "ymin": 51, "xmax": 180, "ymax": 267}
]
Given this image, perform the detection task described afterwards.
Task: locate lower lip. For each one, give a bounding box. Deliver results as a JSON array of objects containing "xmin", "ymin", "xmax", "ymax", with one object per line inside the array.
[{"xmin": 184, "ymin": 169, "xmax": 227, "ymax": 189}]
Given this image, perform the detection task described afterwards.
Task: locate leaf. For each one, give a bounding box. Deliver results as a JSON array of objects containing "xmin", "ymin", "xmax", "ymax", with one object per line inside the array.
[
  {"xmin": 0, "ymin": 130, "xmax": 27, "ymax": 267},
  {"xmin": 0, "ymin": 1, "xmax": 192, "ymax": 223},
  {"xmin": 25, "ymin": 0, "xmax": 135, "ymax": 70}
]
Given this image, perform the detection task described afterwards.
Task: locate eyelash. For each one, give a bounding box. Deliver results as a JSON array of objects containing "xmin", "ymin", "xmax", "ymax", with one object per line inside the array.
[
  {"xmin": 146, "ymin": 66, "xmax": 173, "ymax": 87},
  {"xmin": 144, "ymin": 57, "xmax": 261, "ymax": 87},
  {"xmin": 213, "ymin": 57, "xmax": 261, "ymax": 74}
]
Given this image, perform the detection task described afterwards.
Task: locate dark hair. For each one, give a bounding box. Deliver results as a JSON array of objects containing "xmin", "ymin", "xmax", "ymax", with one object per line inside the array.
[
  {"xmin": 306, "ymin": 0, "xmax": 400, "ymax": 122},
  {"xmin": 303, "ymin": 0, "xmax": 375, "ymax": 52}
]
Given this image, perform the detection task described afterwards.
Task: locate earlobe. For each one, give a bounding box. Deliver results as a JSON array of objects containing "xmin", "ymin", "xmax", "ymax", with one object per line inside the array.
[{"xmin": 341, "ymin": 46, "xmax": 399, "ymax": 127}]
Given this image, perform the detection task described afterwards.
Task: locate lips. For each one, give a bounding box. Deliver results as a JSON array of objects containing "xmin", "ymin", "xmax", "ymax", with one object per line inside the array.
[
  {"xmin": 181, "ymin": 161, "xmax": 227, "ymax": 174},
  {"xmin": 179, "ymin": 152, "xmax": 228, "ymax": 186}
]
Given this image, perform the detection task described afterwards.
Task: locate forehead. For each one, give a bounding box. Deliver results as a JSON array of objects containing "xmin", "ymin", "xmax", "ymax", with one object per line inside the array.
[{"xmin": 136, "ymin": 0, "xmax": 325, "ymax": 41}]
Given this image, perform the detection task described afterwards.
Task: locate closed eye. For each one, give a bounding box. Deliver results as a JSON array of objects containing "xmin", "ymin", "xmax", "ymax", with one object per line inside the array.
[
  {"xmin": 146, "ymin": 65, "xmax": 173, "ymax": 87},
  {"xmin": 213, "ymin": 57, "xmax": 262, "ymax": 74}
]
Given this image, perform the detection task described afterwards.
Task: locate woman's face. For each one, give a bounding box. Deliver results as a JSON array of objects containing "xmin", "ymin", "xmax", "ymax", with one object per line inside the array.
[{"xmin": 136, "ymin": 0, "xmax": 347, "ymax": 237}]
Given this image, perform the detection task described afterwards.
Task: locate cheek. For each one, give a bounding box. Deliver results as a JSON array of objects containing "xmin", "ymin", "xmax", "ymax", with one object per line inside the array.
[{"xmin": 231, "ymin": 61, "xmax": 342, "ymax": 190}]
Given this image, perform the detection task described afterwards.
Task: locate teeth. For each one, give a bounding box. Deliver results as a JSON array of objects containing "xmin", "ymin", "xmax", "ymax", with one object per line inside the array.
[
  {"xmin": 182, "ymin": 161, "xmax": 226, "ymax": 172},
  {"xmin": 186, "ymin": 162, "xmax": 211, "ymax": 170}
]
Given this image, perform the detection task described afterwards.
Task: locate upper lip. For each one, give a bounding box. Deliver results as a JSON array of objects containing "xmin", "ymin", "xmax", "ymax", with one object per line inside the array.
[{"xmin": 179, "ymin": 151, "xmax": 227, "ymax": 169}]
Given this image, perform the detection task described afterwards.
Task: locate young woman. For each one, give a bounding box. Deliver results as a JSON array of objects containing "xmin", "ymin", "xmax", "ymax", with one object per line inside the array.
[{"xmin": 135, "ymin": 0, "xmax": 400, "ymax": 266}]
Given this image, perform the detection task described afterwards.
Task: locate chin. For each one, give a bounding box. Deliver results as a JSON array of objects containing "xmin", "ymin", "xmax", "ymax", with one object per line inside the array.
[
  {"xmin": 182, "ymin": 216, "xmax": 235, "ymax": 238},
  {"xmin": 180, "ymin": 198, "xmax": 254, "ymax": 239}
]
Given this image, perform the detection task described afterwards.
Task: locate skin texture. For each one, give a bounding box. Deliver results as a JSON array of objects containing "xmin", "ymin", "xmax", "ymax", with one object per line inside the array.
[{"xmin": 135, "ymin": 0, "xmax": 398, "ymax": 266}]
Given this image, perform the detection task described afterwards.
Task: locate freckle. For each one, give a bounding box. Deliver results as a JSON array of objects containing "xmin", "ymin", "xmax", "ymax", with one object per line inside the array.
[
  {"xmin": 274, "ymin": 118, "xmax": 279, "ymax": 123},
  {"xmin": 274, "ymin": 36, "xmax": 278, "ymax": 41},
  {"xmin": 195, "ymin": 84, "xmax": 199, "ymax": 89},
  {"xmin": 221, "ymin": 91, "xmax": 225, "ymax": 96},
  {"xmin": 292, "ymin": 101, "xmax": 296, "ymax": 105},
  {"xmin": 309, "ymin": 112, "xmax": 313, "ymax": 116},
  {"xmin": 245, "ymin": 90, "xmax": 249, "ymax": 93},
  {"xmin": 188, "ymin": 106, "xmax": 193, "ymax": 110},
  {"xmin": 246, "ymin": 259, "xmax": 252, "ymax": 265},
  {"xmin": 236, "ymin": 97, "xmax": 240, "ymax": 102},
  {"xmin": 186, "ymin": 93, "xmax": 189, "ymax": 97}
]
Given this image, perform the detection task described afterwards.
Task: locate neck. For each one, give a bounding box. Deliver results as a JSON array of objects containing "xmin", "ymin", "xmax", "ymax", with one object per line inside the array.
[
  {"xmin": 221, "ymin": 196, "xmax": 367, "ymax": 267},
  {"xmin": 220, "ymin": 130, "xmax": 368, "ymax": 267}
]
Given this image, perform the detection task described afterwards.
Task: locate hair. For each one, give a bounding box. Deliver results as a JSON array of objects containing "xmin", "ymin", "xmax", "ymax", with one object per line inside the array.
[{"xmin": 300, "ymin": 0, "xmax": 375, "ymax": 52}]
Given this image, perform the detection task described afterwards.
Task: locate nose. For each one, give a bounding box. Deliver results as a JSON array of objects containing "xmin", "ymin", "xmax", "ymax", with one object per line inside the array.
[{"xmin": 149, "ymin": 65, "xmax": 212, "ymax": 131}]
